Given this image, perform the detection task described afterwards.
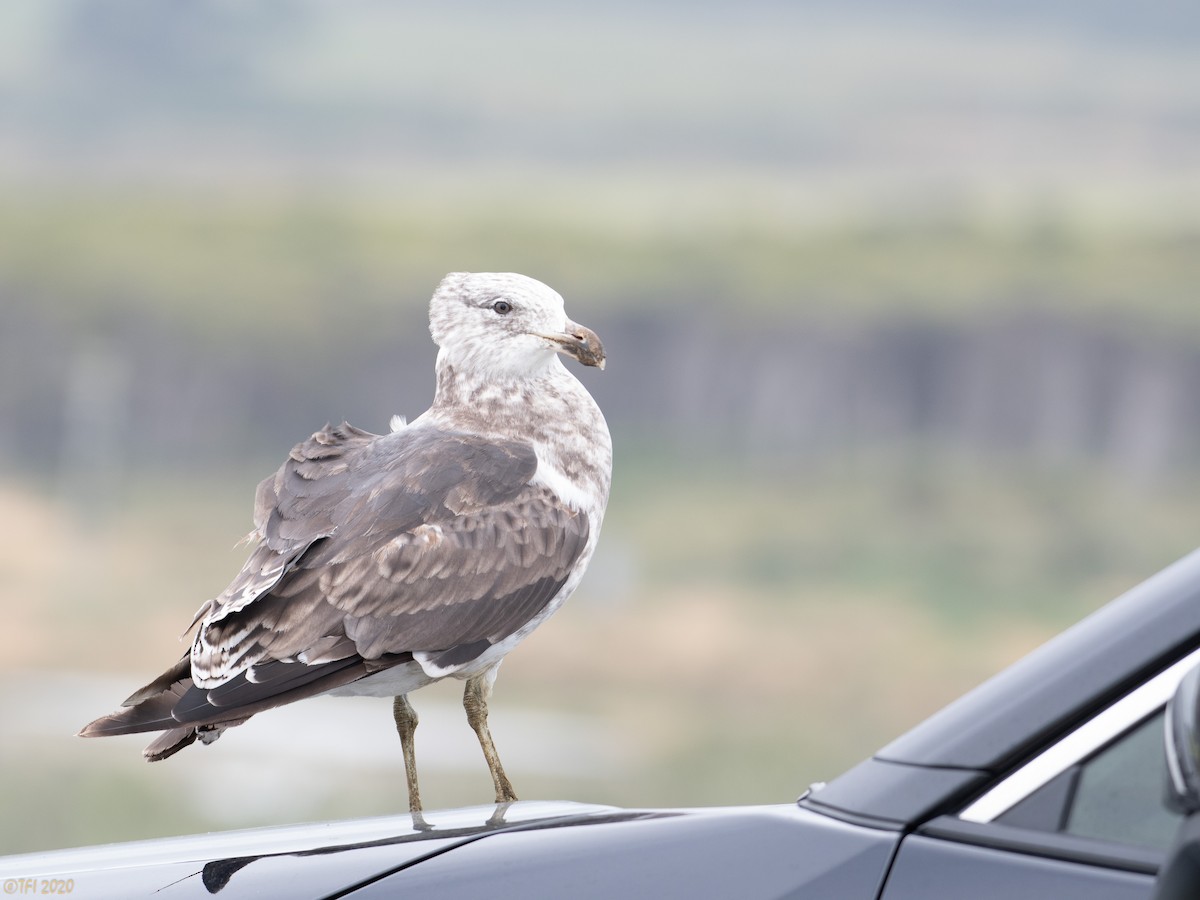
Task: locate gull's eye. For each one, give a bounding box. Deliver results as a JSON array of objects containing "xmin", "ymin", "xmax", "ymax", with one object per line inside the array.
[{"xmin": 491, "ymin": 299, "xmax": 513, "ymax": 315}]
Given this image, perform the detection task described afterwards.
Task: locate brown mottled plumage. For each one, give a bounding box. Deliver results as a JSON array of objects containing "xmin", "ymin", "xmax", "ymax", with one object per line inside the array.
[{"xmin": 80, "ymin": 273, "xmax": 612, "ymax": 812}]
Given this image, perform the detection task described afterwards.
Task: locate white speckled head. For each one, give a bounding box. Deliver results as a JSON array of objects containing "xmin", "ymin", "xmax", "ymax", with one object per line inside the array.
[{"xmin": 429, "ymin": 273, "xmax": 605, "ymax": 377}]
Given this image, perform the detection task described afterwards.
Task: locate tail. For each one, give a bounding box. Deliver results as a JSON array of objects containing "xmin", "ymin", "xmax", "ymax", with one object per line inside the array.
[
  {"xmin": 77, "ymin": 655, "xmax": 231, "ymax": 761},
  {"xmin": 79, "ymin": 652, "xmax": 373, "ymax": 761}
]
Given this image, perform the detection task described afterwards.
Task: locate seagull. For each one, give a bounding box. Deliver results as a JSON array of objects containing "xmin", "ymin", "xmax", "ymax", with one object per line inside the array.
[{"xmin": 80, "ymin": 272, "xmax": 612, "ymax": 814}]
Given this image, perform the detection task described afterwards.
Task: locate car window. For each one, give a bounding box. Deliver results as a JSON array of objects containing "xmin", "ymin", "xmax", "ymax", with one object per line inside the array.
[
  {"xmin": 996, "ymin": 711, "xmax": 1181, "ymax": 851},
  {"xmin": 1065, "ymin": 710, "xmax": 1180, "ymax": 849}
]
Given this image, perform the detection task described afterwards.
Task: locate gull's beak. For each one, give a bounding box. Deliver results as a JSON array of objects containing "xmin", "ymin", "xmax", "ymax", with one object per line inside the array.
[{"xmin": 540, "ymin": 321, "xmax": 606, "ymax": 370}]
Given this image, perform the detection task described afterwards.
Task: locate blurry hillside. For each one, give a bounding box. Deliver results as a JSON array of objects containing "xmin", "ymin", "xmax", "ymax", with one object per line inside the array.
[
  {"xmin": 2, "ymin": 0, "xmax": 1200, "ymax": 476},
  {"xmin": 2, "ymin": 0, "xmax": 1200, "ymax": 853}
]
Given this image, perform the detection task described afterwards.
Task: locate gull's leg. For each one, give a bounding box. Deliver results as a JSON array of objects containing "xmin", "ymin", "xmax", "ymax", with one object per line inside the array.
[
  {"xmin": 392, "ymin": 694, "xmax": 426, "ymax": 821},
  {"xmin": 463, "ymin": 669, "xmax": 518, "ymax": 804}
]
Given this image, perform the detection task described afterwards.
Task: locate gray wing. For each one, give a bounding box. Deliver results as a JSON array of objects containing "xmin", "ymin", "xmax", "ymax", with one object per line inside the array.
[{"xmin": 192, "ymin": 421, "xmax": 590, "ymax": 686}]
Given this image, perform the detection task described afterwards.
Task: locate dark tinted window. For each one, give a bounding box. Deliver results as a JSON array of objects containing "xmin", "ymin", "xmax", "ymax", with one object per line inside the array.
[
  {"xmin": 996, "ymin": 710, "xmax": 1181, "ymax": 851},
  {"xmin": 1065, "ymin": 710, "xmax": 1179, "ymax": 849}
]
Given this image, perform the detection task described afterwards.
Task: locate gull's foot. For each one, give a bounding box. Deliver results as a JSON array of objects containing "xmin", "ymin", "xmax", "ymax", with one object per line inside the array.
[{"xmin": 486, "ymin": 800, "xmax": 515, "ymax": 827}]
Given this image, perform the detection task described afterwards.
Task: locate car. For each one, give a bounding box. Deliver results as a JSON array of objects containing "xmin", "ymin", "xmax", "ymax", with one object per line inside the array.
[{"xmin": 6, "ymin": 549, "xmax": 1200, "ymax": 899}]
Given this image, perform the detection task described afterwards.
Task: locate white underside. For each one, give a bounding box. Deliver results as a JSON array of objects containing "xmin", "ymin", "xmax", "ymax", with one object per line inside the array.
[
  {"xmin": 323, "ymin": 616, "xmax": 553, "ymax": 698},
  {"xmin": 325, "ymin": 659, "xmax": 433, "ymax": 698}
]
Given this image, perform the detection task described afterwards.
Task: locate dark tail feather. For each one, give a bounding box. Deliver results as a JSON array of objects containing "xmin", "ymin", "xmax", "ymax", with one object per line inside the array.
[
  {"xmin": 78, "ymin": 661, "xmax": 195, "ymax": 738},
  {"xmin": 78, "ymin": 657, "xmax": 213, "ymax": 762},
  {"xmin": 143, "ymin": 727, "xmax": 200, "ymax": 761},
  {"xmin": 123, "ymin": 653, "xmax": 191, "ymax": 706},
  {"xmin": 78, "ymin": 653, "xmax": 378, "ymax": 762}
]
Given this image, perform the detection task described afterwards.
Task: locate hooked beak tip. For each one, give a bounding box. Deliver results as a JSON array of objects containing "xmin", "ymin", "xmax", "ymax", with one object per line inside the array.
[{"xmin": 546, "ymin": 323, "xmax": 606, "ymax": 369}]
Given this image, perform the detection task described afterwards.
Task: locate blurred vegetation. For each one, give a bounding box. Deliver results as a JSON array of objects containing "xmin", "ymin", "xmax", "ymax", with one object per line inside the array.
[
  {"xmin": 1, "ymin": 0, "xmax": 1199, "ymax": 859},
  {"xmin": 4, "ymin": 187, "xmax": 1200, "ymax": 338}
]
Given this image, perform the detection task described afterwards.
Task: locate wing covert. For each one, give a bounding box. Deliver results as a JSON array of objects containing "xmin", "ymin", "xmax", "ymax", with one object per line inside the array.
[{"xmin": 190, "ymin": 421, "xmax": 588, "ymax": 691}]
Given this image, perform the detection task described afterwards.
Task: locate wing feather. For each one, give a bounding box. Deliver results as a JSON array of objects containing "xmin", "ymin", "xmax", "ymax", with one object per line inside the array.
[{"xmin": 190, "ymin": 421, "xmax": 589, "ymax": 696}]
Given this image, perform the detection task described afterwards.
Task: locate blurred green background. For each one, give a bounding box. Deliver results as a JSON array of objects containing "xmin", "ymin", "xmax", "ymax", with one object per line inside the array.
[{"xmin": 3, "ymin": 0, "xmax": 1200, "ymax": 854}]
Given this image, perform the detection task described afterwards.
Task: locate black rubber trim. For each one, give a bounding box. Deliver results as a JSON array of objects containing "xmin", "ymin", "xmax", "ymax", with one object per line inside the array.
[
  {"xmin": 798, "ymin": 757, "xmax": 991, "ymax": 828},
  {"xmin": 918, "ymin": 814, "xmax": 1164, "ymax": 876},
  {"xmin": 797, "ymin": 797, "xmax": 906, "ymax": 832}
]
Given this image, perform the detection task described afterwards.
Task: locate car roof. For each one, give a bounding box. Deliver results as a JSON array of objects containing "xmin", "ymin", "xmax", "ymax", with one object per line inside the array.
[
  {"xmin": 0, "ymin": 802, "xmax": 631, "ymax": 897},
  {"xmin": 0, "ymin": 802, "xmax": 899, "ymax": 899}
]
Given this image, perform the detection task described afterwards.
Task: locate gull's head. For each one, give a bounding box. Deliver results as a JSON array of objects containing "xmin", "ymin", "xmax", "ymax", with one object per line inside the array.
[{"xmin": 429, "ymin": 272, "xmax": 606, "ymax": 377}]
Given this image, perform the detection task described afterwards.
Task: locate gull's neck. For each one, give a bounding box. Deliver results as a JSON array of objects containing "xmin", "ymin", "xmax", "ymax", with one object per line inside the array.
[
  {"xmin": 425, "ymin": 354, "xmax": 612, "ymax": 506},
  {"xmin": 429, "ymin": 355, "xmax": 592, "ymax": 439}
]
